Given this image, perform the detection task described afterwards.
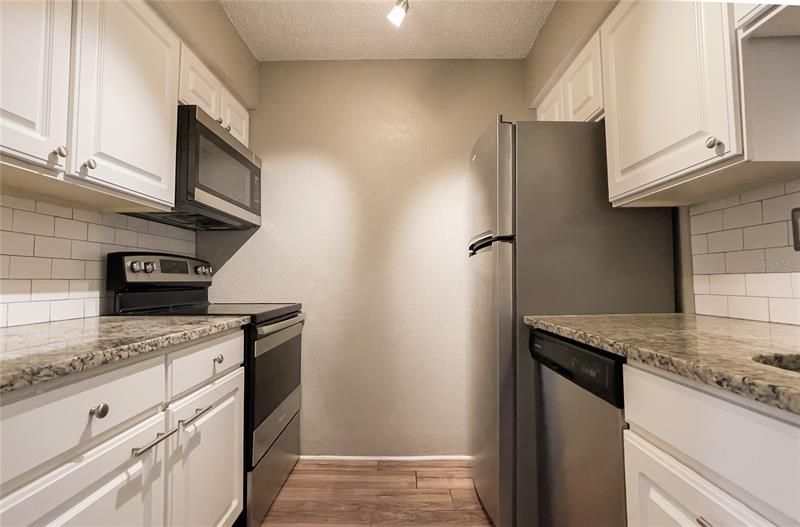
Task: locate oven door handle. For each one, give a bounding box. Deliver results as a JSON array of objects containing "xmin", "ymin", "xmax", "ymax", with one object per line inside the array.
[{"xmin": 255, "ymin": 314, "xmax": 305, "ymax": 358}]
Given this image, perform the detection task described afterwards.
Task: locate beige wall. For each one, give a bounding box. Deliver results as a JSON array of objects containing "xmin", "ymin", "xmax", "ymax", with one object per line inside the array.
[
  {"xmin": 148, "ymin": 0, "xmax": 259, "ymax": 107},
  {"xmin": 524, "ymin": 1, "xmax": 616, "ymax": 107},
  {"xmin": 204, "ymin": 60, "xmax": 534, "ymax": 455}
]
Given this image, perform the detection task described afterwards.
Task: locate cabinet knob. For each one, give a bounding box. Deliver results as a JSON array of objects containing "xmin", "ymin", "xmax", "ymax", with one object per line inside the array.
[
  {"xmin": 213, "ymin": 354, "xmax": 224, "ymax": 364},
  {"xmin": 225, "ymin": 125, "xmax": 232, "ymax": 132},
  {"xmin": 83, "ymin": 158, "xmax": 98, "ymax": 170},
  {"xmin": 53, "ymin": 146, "xmax": 68, "ymax": 158},
  {"xmin": 705, "ymin": 136, "xmax": 720, "ymax": 149},
  {"xmin": 216, "ymin": 117, "xmax": 224, "ymax": 124},
  {"xmin": 89, "ymin": 403, "xmax": 109, "ymax": 419}
]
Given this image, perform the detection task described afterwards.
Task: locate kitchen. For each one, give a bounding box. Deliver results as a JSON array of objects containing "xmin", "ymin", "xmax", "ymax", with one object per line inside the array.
[{"xmin": 0, "ymin": 1, "xmax": 799, "ymax": 526}]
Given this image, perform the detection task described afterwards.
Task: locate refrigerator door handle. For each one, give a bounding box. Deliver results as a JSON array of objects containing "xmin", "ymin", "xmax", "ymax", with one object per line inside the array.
[{"xmin": 468, "ymin": 233, "xmax": 515, "ymax": 256}]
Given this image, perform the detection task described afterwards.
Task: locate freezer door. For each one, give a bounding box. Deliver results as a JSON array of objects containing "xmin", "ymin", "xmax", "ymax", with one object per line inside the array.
[{"xmin": 467, "ymin": 117, "xmax": 515, "ymax": 527}]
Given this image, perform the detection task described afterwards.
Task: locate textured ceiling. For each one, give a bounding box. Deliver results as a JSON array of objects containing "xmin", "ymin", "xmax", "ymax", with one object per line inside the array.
[{"xmin": 220, "ymin": 0, "xmax": 555, "ymax": 61}]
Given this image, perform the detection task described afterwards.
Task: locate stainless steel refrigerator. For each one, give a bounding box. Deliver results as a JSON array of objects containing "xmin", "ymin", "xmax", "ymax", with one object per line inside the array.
[{"xmin": 467, "ymin": 118, "xmax": 675, "ymax": 527}]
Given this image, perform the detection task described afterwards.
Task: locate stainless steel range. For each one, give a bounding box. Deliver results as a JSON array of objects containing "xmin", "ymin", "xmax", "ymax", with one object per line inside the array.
[{"xmin": 107, "ymin": 252, "xmax": 303, "ymax": 526}]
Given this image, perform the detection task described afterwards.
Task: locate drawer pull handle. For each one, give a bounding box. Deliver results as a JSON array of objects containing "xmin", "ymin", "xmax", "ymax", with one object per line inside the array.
[
  {"xmin": 213, "ymin": 354, "xmax": 224, "ymax": 365},
  {"xmin": 179, "ymin": 405, "xmax": 214, "ymax": 428},
  {"xmin": 89, "ymin": 403, "xmax": 109, "ymax": 419},
  {"xmin": 696, "ymin": 517, "xmax": 713, "ymax": 527},
  {"xmin": 131, "ymin": 426, "xmax": 178, "ymax": 457}
]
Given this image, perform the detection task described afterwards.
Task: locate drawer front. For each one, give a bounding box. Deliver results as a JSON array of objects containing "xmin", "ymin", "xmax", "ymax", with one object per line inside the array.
[
  {"xmin": 624, "ymin": 431, "xmax": 773, "ymax": 527},
  {"xmin": 624, "ymin": 365, "xmax": 800, "ymax": 523},
  {"xmin": 1, "ymin": 357, "xmax": 165, "ymax": 489},
  {"xmin": 0, "ymin": 413, "xmax": 166, "ymax": 526},
  {"xmin": 168, "ymin": 331, "xmax": 244, "ymax": 399}
]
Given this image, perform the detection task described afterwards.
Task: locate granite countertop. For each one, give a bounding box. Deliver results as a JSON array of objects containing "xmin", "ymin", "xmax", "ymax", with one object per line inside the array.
[
  {"xmin": 524, "ymin": 314, "xmax": 800, "ymax": 416},
  {"xmin": 0, "ymin": 315, "xmax": 250, "ymax": 396}
]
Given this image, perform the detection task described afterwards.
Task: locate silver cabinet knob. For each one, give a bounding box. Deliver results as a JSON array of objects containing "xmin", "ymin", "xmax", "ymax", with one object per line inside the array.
[
  {"xmin": 83, "ymin": 158, "xmax": 97, "ymax": 169},
  {"xmin": 213, "ymin": 354, "xmax": 224, "ymax": 364},
  {"xmin": 53, "ymin": 146, "xmax": 68, "ymax": 158},
  {"xmin": 89, "ymin": 403, "xmax": 109, "ymax": 418},
  {"xmin": 216, "ymin": 117, "xmax": 224, "ymax": 124},
  {"xmin": 705, "ymin": 137, "xmax": 720, "ymax": 149},
  {"xmin": 225, "ymin": 125, "xmax": 232, "ymax": 132}
]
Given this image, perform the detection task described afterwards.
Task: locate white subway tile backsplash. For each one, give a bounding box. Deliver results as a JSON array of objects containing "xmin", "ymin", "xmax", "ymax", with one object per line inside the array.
[
  {"xmin": 728, "ymin": 296, "xmax": 770, "ymax": 321},
  {"xmin": 707, "ymin": 229, "xmax": 742, "ymax": 253},
  {"xmin": 34, "ymin": 236, "xmax": 72, "ymax": 258},
  {"xmin": 768, "ymin": 298, "xmax": 800, "ymax": 325},
  {"xmin": 693, "ymin": 253, "xmax": 726, "ymax": 274},
  {"xmin": 695, "ymin": 295, "xmax": 728, "ymax": 316},
  {"xmin": 54, "ymin": 218, "xmax": 88, "ymax": 240},
  {"xmin": 709, "ymin": 274, "xmax": 746, "ymax": 296},
  {"xmin": 762, "ymin": 192, "xmax": 800, "ymax": 223},
  {"xmin": 691, "ymin": 235, "xmax": 708, "ymax": 255},
  {"xmin": 13, "ymin": 210, "xmax": 54, "ymax": 236},
  {"xmin": 693, "ymin": 275, "xmax": 710, "ymax": 294},
  {"xmin": 1, "ymin": 195, "xmax": 195, "ymax": 326},
  {"xmin": 741, "ymin": 184, "xmax": 785, "ymax": 204},
  {"xmin": 722, "ymin": 202, "xmax": 762, "ymax": 230},
  {"xmin": 745, "ymin": 273, "xmax": 792, "ymax": 298},
  {"xmin": 690, "ymin": 211, "xmax": 723, "ymax": 234},
  {"xmin": 742, "ymin": 222, "xmax": 788, "ymax": 249},
  {"xmin": 8, "ymin": 256, "xmax": 51, "ymax": 279},
  {"xmin": 725, "ymin": 249, "xmax": 765, "ymax": 274},
  {"xmin": 785, "ymin": 179, "xmax": 800, "ymax": 194},
  {"xmin": 0, "ymin": 231, "xmax": 34, "ymax": 256},
  {"xmin": 765, "ymin": 246, "xmax": 800, "ymax": 274},
  {"xmin": 689, "ymin": 195, "xmax": 740, "ymax": 216}
]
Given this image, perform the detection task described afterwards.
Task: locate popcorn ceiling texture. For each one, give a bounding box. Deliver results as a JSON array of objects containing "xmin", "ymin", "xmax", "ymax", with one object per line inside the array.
[
  {"xmin": 220, "ymin": 0, "xmax": 555, "ymax": 61},
  {"xmin": 690, "ymin": 179, "xmax": 800, "ymax": 325}
]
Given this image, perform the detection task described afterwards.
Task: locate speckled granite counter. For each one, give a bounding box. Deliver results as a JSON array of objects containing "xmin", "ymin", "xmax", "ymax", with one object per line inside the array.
[
  {"xmin": 524, "ymin": 314, "xmax": 800, "ymax": 416},
  {"xmin": 0, "ymin": 316, "xmax": 250, "ymax": 395}
]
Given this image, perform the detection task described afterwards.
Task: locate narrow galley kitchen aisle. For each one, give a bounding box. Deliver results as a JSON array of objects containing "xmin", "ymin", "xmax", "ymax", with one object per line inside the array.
[{"xmin": 262, "ymin": 460, "xmax": 491, "ymax": 526}]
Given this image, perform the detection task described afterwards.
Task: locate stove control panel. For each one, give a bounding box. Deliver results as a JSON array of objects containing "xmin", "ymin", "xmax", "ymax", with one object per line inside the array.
[{"xmin": 107, "ymin": 252, "xmax": 213, "ymax": 289}]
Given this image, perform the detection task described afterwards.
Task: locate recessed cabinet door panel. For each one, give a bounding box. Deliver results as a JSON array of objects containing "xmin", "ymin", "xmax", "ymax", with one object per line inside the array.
[
  {"xmin": 220, "ymin": 87, "xmax": 250, "ymax": 146},
  {"xmin": 179, "ymin": 44, "xmax": 222, "ymax": 119},
  {"xmin": 537, "ymin": 83, "xmax": 564, "ymax": 122},
  {"xmin": 0, "ymin": 0, "xmax": 71, "ymax": 168},
  {"xmin": 167, "ymin": 369, "xmax": 244, "ymax": 527},
  {"xmin": 563, "ymin": 32, "xmax": 604, "ymax": 122},
  {"xmin": 72, "ymin": 0, "xmax": 179, "ymax": 205},
  {"xmin": 602, "ymin": 1, "xmax": 740, "ymax": 201}
]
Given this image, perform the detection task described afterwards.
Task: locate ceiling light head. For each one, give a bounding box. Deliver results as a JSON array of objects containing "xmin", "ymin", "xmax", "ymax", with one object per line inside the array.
[{"xmin": 387, "ymin": 0, "xmax": 409, "ymax": 27}]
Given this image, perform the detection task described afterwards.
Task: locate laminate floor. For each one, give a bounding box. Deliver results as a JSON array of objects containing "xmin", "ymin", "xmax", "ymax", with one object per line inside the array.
[{"xmin": 261, "ymin": 459, "xmax": 492, "ymax": 527}]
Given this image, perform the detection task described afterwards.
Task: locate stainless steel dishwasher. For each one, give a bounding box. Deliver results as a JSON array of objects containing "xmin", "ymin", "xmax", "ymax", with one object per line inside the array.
[{"xmin": 530, "ymin": 330, "xmax": 627, "ymax": 527}]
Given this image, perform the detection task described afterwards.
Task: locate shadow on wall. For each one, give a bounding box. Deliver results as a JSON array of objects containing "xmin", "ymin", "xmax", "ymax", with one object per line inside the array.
[{"xmin": 197, "ymin": 227, "xmax": 259, "ymax": 271}]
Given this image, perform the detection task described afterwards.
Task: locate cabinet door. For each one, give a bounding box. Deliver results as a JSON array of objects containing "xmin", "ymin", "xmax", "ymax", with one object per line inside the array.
[
  {"xmin": 167, "ymin": 368, "xmax": 244, "ymax": 527},
  {"xmin": 0, "ymin": 0, "xmax": 71, "ymax": 169},
  {"xmin": 536, "ymin": 83, "xmax": 564, "ymax": 122},
  {"xmin": 71, "ymin": 0, "xmax": 180, "ymax": 206},
  {"xmin": 220, "ymin": 87, "xmax": 250, "ymax": 146},
  {"xmin": 0, "ymin": 414, "xmax": 167, "ymax": 526},
  {"xmin": 563, "ymin": 32, "xmax": 604, "ymax": 122},
  {"xmin": 602, "ymin": 1, "xmax": 740, "ymax": 201},
  {"xmin": 624, "ymin": 431, "xmax": 774, "ymax": 527},
  {"xmin": 179, "ymin": 44, "xmax": 222, "ymax": 120}
]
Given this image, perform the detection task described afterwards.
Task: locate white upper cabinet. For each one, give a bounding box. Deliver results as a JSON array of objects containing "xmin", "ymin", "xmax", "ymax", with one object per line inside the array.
[
  {"xmin": 0, "ymin": 0, "xmax": 71, "ymax": 170},
  {"xmin": 602, "ymin": 1, "xmax": 740, "ymax": 204},
  {"xmin": 179, "ymin": 44, "xmax": 223, "ymax": 120},
  {"xmin": 70, "ymin": 0, "xmax": 180, "ymax": 206},
  {"xmin": 220, "ymin": 86, "xmax": 250, "ymax": 146},
  {"xmin": 537, "ymin": 83, "xmax": 564, "ymax": 122},
  {"xmin": 562, "ymin": 32, "xmax": 604, "ymax": 122}
]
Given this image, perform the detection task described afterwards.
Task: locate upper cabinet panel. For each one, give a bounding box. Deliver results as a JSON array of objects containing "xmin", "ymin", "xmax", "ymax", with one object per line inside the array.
[
  {"xmin": 0, "ymin": 0, "xmax": 71, "ymax": 169},
  {"xmin": 537, "ymin": 83, "xmax": 564, "ymax": 122},
  {"xmin": 179, "ymin": 44, "xmax": 222, "ymax": 120},
  {"xmin": 220, "ymin": 87, "xmax": 250, "ymax": 147},
  {"xmin": 602, "ymin": 1, "xmax": 740, "ymax": 202},
  {"xmin": 563, "ymin": 32, "xmax": 604, "ymax": 122},
  {"xmin": 71, "ymin": 0, "xmax": 180, "ymax": 206}
]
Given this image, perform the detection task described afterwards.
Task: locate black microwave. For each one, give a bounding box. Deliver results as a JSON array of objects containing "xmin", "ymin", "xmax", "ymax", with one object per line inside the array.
[{"xmin": 128, "ymin": 105, "xmax": 261, "ymax": 230}]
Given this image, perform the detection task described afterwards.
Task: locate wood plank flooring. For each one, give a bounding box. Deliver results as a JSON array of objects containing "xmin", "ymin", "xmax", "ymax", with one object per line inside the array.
[{"xmin": 262, "ymin": 459, "xmax": 492, "ymax": 526}]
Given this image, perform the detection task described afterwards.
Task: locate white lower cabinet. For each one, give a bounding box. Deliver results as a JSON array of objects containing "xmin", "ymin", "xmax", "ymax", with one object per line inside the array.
[
  {"xmin": 167, "ymin": 368, "xmax": 244, "ymax": 527},
  {"xmin": 0, "ymin": 413, "xmax": 167, "ymax": 526},
  {"xmin": 624, "ymin": 431, "xmax": 773, "ymax": 527}
]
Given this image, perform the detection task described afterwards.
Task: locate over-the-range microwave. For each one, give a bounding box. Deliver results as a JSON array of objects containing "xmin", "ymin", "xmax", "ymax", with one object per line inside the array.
[{"xmin": 128, "ymin": 105, "xmax": 261, "ymax": 230}]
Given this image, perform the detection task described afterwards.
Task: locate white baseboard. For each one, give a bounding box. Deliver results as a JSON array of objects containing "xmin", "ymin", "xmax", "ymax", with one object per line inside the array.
[{"xmin": 299, "ymin": 454, "xmax": 473, "ymax": 462}]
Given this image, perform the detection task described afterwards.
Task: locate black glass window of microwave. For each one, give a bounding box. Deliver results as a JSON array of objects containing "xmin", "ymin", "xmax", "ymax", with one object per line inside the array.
[
  {"xmin": 159, "ymin": 259, "xmax": 189, "ymax": 274},
  {"xmin": 198, "ymin": 135, "xmax": 251, "ymax": 208}
]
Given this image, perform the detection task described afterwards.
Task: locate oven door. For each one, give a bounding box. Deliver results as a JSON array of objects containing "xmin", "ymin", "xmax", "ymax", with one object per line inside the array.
[
  {"xmin": 177, "ymin": 105, "xmax": 261, "ymax": 227},
  {"xmin": 250, "ymin": 314, "xmax": 304, "ymax": 467}
]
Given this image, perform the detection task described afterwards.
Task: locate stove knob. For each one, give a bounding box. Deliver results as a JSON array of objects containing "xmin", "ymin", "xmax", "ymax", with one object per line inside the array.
[
  {"xmin": 130, "ymin": 261, "xmax": 144, "ymax": 273},
  {"xmin": 207, "ymin": 265, "xmax": 213, "ymax": 275},
  {"xmin": 144, "ymin": 261, "xmax": 156, "ymax": 273},
  {"xmin": 195, "ymin": 265, "xmax": 205, "ymax": 274}
]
